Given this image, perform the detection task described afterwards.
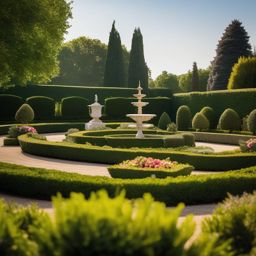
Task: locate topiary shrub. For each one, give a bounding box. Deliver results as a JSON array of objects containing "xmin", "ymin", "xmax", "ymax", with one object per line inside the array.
[
  {"xmin": 61, "ymin": 96, "xmax": 89, "ymax": 119},
  {"xmin": 15, "ymin": 104, "xmax": 34, "ymax": 124},
  {"xmin": 247, "ymin": 109, "xmax": 256, "ymax": 134},
  {"xmin": 200, "ymin": 106, "xmax": 216, "ymax": 129},
  {"xmin": 0, "ymin": 94, "xmax": 24, "ymax": 121},
  {"xmin": 228, "ymin": 56, "xmax": 256, "ymax": 90},
  {"xmin": 158, "ymin": 112, "xmax": 171, "ymax": 130},
  {"xmin": 202, "ymin": 192, "xmax": 256, "ymax": 256},
  {"xmin": 218, "ymin": 108, "xmax": 240, "ymax": 131},
  {"xmin": 176, "ymin": 105, "xmax": 192, "ymax": 131},
  {"xmin": 218, "ymin": 108, "xmax": 241, "ymax": 132},
  {"xmin": 192, "ymin": 112, "xmax": 210, "ymax": 131},
  {"xmin": 26, "ymin": 96, "xmax": 55, "ymax": 120}
]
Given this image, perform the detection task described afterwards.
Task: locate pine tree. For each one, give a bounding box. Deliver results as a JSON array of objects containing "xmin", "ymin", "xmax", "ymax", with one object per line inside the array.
[
  {"xmin": 191, "ymin": 62, "xmax": 199, "ymax": 91},
  {"xmin": 128, "ymin": 28, "xmax": 148, "ymax": 89},
  {"xmin": 104, "ymin": 21, "xmax": 125, "ymax": 87},
  {"xmin": 207, "ymin": 20, "xmax": 252, "ymax": 90}
]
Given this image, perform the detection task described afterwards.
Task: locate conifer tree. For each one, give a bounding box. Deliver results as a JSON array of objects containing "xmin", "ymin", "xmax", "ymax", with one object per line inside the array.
[
  {"xmin": 128, "ymin": 28, "xmax": 148, "ymax": 89},
  {"xmin": 191, "ymin": 62, "xmax": 199, "ymax": 91},
  {"xmin": 104, "ymin": 21, "xmax": 125, "ymax": 87},
  {"xmin": 207, "ymin": 20, "xmax": 252, "ymax": 90}
]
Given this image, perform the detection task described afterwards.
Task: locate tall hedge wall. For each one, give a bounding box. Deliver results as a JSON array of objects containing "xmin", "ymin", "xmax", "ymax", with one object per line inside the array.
[
  {"xmin": 0, "ymin": 94, "xmax": 24, "ymax": 121},
  {"xmin": 1, "ymin": 84, "xmax": 171, "ymax": 103},
  {"xmin": 26, "ymin": 96, "xmax": 55, "ymax": 120},
  {"xmin": 172, "ymin": 89, "xmax": 256, "ymax": 121},
  {"xmin": 104, "ymin": 97, "xmax": 172, "ymax": 122}
]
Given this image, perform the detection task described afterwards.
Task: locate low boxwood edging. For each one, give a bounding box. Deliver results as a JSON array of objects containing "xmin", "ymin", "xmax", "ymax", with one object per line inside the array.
[
  {"xmin": 192, "ymin": 131, "xmax": 255, "ymax": 145},
  {"xmin": 18, "ymin": 134, "xmax": 256, "ymax": 171},
  {"xmin": 0, "ymin": 162, "xmax": 256, "ymax": 205},
  {"xmin": 108, "ymin": 164, "xmax": 193, "ymax": 179}
]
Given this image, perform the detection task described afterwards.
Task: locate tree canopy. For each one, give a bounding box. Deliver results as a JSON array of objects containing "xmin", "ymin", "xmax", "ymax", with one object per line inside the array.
[
  {"xmin": 207, "ymin": 20, "xmax": 252, "ymax": 90},
  {"xmin": 128, "ymin": 28, "xmax": 148, "ymax": 89},
  {"xmin": 191, "ymin": 62, "xmax": 199, "ymax": 91},
  {"xmin": 104, "ymin": 21, "xmax": 126, "ymax": 87},
  {"xmin": 0, "ymin": 0, "xmax": 72, "ymax": 87}
]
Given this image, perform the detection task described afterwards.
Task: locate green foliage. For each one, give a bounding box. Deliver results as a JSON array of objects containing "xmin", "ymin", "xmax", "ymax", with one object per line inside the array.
[
  {"xmin": 3, "ymin": 137, "xmax": 19, "ymax": 146},
  {"xmin": 218, "ymin": 108, "xmax": 241, "ymax": 131},
  {"xmin": 108, "ymin": 164, "xmax": 193, "ymax": 179},
  {"xmin": 176, "ymin": 105, "xmax": 192, "ymax": 131},
  {"xmin": 208, "ymin": 20, "xmax": 252, "ymax": 90},
  {"xmin": 152, "ymin": 71, "xmax": 181, "ymax": 93},
  {"xmin": 158, "ymin": 112, "xmax": 172, "ymax": 130},
  {"xmin": 200, "ymin": 106, "xmax": 216, "ymax": 129},
  {"xmin": 19, "ymin": 133, "xmax": 256, "ymax": 171},
  {"xmin": 192, "ymin": 112, "xmax": 210, "ymax": 131},
  {"xmin": 104, "ymin": 97, "xmax": 172, "ymax": 122},
  {"xmin": 15, "ymin": 104, "xmax": 34, "ymax": 124},
  {"xmin": 228, "ymin": 56, "xmax": 256, "ymax": 90},
  {"xmin": 26, "ymin": 96, "xmax": 55, "ymax": 120},
  {"xmin": 61, "ymin": 96, "xmax": 89, "ymax": 118},
  {"xmin": 0, "ymin": 94, "xmax": 24, "ymax": 121},
  {"xmin": 167, "ymin": 122, "xmax": 177, "ymax": 132},
  {"xmin": 178, "ymin": 68, "xmax": 210, "ymax": 92},
  {"xmin": 247, "ymin": 109, "xmax": 256, "ymax": 134},
  {"xmin": 128, "ymin": 28, "xmax": 148, "ymax": 89},
  {"xmin": 0, "ymin": 0, "xmax": 72, "ymax": 86},
  {"xmin": 104, "ymin": 21, "xmax": 126, "ymax": 87},
  {"xmin": 191, "ymin": 62, "xmax": 200, "ymax": 91},
  {"xmin": 1, "ymin": 161, "xmax": 256, "ymax": 207},
  {"xmin": 203, "ymin": 192, "xmax": 256, "ymax": 255}
]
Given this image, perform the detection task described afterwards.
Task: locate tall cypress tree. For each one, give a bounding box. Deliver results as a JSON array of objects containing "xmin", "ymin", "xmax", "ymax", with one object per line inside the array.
[
  {"xmin": 207, "ymin": 20, "xmax": 252, "ymax": 90},
  {"xmin": 104, "ymin": 21, "xmax": 125, "ymax": 87},
  {"xmin": 128, "ymin": 28, "xmax": 148, "ymax": 89},
  {"xmin": 191, "ymin": 62, "xmax": 199, "ymax": 91}
]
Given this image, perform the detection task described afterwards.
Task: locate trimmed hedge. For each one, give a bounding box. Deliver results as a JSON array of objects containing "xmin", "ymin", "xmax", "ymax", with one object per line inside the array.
[
  {"xmin": 0, "ymin": 162, "xmax": 256, "ymax": 205},
  {"xmin": 19, "ymin": 134, "xmax": 256, "ymax": 171},
  {"xmin": 0, "ymin": 84, "xmax": 171, "ymax": 102},
  {"xmin": 108, "ymin": 164, "xmax": 193, "ymax": 179},
  {"xmin": 26, "ymin": 96, "xmax": 55, "ymax": 120},
  {"xmin": 61, "ymin": 96, "xmax": 89, "ymax": 118},
  {"xmin": 172, "ymin": 89, "xmax": 256, "ymax": 121},
  {"xmin": 104, "ymin": 97, "xmax": 172, "ymax": 122},
  {"xmin": 0, "ymin": 94, "xmax": 24, "ymax": 121}
]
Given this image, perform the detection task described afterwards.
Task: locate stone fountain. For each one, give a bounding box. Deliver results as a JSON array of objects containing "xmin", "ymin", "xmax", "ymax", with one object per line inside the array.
[{"xmin": 126, "ymin": 83, "xmax": 156, "ymax": 138}]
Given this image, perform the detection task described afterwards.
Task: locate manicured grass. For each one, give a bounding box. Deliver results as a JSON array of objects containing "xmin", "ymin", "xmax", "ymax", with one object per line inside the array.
[{"xmin": 0, "ymin": 161, "xmax": 256, "ymax": 205}]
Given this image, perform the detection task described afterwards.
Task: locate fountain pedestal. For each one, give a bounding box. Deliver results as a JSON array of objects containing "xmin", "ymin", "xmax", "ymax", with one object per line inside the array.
[
  {"xmin": 85, "ymin": 95, "xmax": 105, "ymax": 130},
  {"xmin": 126, "ymin": 83, "xmax": 155, "ymax": 138}
]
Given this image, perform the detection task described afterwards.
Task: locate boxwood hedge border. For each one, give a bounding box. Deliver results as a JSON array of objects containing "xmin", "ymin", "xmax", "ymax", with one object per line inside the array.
[
  {"xmin": 18, "ymin": 134, "xmax": 256, "ymax": 171},
  {"xmin": 0, "ymin": 161, "xmax": 256, "ymax": 206}
]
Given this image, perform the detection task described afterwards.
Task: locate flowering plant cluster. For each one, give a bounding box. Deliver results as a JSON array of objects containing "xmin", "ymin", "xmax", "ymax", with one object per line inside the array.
[
  {"xmin": 120, "ymin": 156, "xmax": 177, "ymax": 169},
  {"xmin": 245, "ymin": 138, "xmax": 256, "ymax": 152},
  {"xmin": 17, "ymin": 126, "xmax": 37, "ymax": 134}
]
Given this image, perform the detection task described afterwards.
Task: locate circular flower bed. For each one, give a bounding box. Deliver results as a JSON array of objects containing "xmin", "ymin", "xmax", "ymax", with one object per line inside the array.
[{"xmin": 108, "ymin": 156, "xmax": 194, "ymax": 179}]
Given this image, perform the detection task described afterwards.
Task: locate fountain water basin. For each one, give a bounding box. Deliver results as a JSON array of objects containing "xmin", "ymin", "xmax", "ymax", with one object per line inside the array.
[{"xmin": 126, "ymin": 83, "xmax": 155, "ymax": 138}]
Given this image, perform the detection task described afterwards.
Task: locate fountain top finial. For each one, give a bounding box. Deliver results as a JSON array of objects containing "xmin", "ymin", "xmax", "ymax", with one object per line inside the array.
[
  {"xmin": 138, "ymin": 81, "xmax": 142, "ymax": 91},
  {"xmin": 95, "ymin": 94, "xmax": 98, "ymax": 103}
]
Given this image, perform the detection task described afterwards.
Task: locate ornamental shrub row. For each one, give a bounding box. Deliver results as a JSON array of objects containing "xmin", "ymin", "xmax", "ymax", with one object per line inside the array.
[
  {"xmin": 0, "ymin": 189, "xmax": 231, "ymax": 256},
  {"xmin": 0, "ymin": 161, "xmax": 256, "ymax": 205},
  {"xmin": 18, "ymin": 134, "xmax": 256, "ymax": 171}
]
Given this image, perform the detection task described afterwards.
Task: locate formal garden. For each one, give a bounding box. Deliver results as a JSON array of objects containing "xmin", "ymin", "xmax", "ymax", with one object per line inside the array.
[{"xmin": 1, "ymin": 0, "xmax": 256, "ymax": 255}]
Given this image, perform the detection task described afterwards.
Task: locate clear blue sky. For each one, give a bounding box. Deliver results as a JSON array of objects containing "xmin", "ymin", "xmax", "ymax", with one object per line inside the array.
[{"xmin": 65, "ymin": 0, "xmax": 256, "ymax": 79}]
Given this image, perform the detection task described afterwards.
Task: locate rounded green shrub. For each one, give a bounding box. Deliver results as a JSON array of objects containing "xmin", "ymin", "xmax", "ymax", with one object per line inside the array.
[
  {"xmin": 247, "ymin": 109, "xmax": 256, "ymax": 134},
  {"xmin": 26, "ymin": 96, "xmax": 55, "ymax": 120},
  {"xmin": 218, "ymin": 108, "xmax": 241, "ymax": 131},
  {"xmin": 0, "ymin": 94, "xmax": 24, "ymax": 121},
  {"xmin": 61, "ymin": 96, "xmax": 89, "ymax": 119},
  {"xmin": 228, "ymin": 56, "xmax": 256, "ymax": 90},
  {"xmin": 176, "ymin": 105, "xmax": 192, "ymax": 131},
  {"xmin": 200, "ymin": 106, "xmax": 216, "ymax": 129},
  {"xmin": 158, "ymin": 112, "xmax": 171, "ymax": 130},
  {"xmin": 15, "ymin": 104, "xmax": 34, "ymax": 124},
  {"xmin": 202, "ymin": 192, "xmax": 256, "ymax": 255},
  {"xmin": 192, "ymin": 112, "xmax": 210, "ymax": 131}
]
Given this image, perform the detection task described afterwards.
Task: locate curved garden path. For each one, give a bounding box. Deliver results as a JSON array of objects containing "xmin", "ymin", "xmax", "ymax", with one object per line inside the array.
[{"xmin": 0, "ymin": 133, "xmax": 239, "ymax": 226}]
